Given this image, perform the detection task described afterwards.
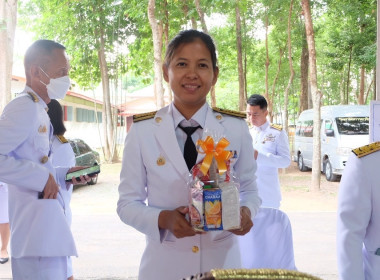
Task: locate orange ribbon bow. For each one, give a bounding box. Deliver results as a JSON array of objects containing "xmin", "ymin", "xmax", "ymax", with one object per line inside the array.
[{"xmin": 196, "ymin": 136, "xmax": 233, "ymax": 176}]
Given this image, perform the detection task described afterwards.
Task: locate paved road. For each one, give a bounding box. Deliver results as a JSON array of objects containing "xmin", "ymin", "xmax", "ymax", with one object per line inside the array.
[{"xmin": 0, "ymin": 163, "xmax": 338, "ymax": 280}]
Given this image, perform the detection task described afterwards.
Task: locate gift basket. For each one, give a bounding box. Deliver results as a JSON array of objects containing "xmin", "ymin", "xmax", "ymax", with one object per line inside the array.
[{"xmin": 188, "ymin": 131, "xmax": 241, "ymax": 231}]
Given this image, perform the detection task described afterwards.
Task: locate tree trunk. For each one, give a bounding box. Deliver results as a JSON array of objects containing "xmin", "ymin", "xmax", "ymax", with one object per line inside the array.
[
  {"xmin": 264, "ymin": 12, "xmax": 270, "ymax": 113},
  {"xmin": 148, "ymin": 0, "xmax": 165, "ymax": 109},
  {"xmin": 301, "ymin": 0, "xmax": 322, "ymax": 192},
  {"xmin": 364, "ymin": 76, "xmax": 374, "ymax": 104},
  {"xmin": 0, "ymin": 0, "xmax": 17, "ymax": 113},
  {"xmin": 270, "ymin": 46, "xmax": 286, "ymax": 123},
  {"xmin": 243, "ymin": 17, "xmax": 248, "ymax": 102},
  {"xmin": 283, "ymin": 0, "xmax": 295, "ymax": 134},
  {"xmin": 163, "ymin": 0, "xmax": 169, "ymax": 48},
  {"xmin": 163, "ymin": 0, "xmax": 172, "ymax": 103},
  {"xmin": 194, "ymin": 0, "xmax": 208, "ymax": 33},
  {"xmin": 300, "ymin": 32, "xmax": 309, "ymax": 114},
  {"xmin": 358, "ymin": 65, "xmax": 365, "ymax": 104},
  {"xmin": 374, "ymin": 67, "xmax": 376, "ymax": 100},
  {"xmin": 345, "ymin": 45, "xmax": 353, "ymax": 104},
  {"xmin": 194, "ymin": 0, "xmax": 216, "ymax": 107},
  {"xmin": 235, "ymin": 1, "xmax": 245, "ymax": 111},
  {"xmin": 183, "ymin": 1, "xmax": 197, "ymax": 29},
  {"xmin": 98, "ymin": 29, "xmax": 116, "ymax": 163},
  {"xmin": 339, "ymin": 71, "xmax": 345, "ymax": 104}
]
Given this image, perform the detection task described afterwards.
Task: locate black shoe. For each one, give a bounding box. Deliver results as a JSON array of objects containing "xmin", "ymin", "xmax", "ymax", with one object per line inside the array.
[{"xmin": 0, "ymin": 257, "xmax": 9, "ymax": 264}]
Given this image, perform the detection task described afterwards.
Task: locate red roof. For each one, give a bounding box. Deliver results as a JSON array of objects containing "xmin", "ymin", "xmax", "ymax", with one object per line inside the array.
[{"xmin": 119, "ymin": 96, "xmax": 171, "ymax": 116}]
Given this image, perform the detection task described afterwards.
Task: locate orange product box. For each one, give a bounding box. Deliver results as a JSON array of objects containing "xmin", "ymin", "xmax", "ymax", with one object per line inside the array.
[{"xmin": 203, "ymin": 188, "xmax": 223, "ymax": 231}]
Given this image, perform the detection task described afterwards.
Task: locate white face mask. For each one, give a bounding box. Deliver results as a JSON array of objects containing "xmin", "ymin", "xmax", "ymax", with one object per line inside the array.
[{"xmin": 39, "ymin": 67, "xmax": 71, "ymax": 99}]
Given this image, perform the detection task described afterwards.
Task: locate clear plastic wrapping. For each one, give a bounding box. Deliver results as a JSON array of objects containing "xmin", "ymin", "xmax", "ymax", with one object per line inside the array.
[{"xmin": 188, "ymin": 133, "xmax": 240, "ymax": 231}]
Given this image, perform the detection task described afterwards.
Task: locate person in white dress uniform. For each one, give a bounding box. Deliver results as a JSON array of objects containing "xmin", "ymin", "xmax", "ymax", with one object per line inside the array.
[
  {"xmin": 117, "ymin": 30, "xmax": 261, "ymax": 280},
  {"xmin": 0, "ymin": 181, "xmax": 10, "ymax": 264},
  {"xmin": 47, "ymin": 99, "xmax": 76, "ymax": 280},
  {"xmin": 246, "ymin": 94, "xmax": 290, "ymax": 208},
  {"xmin": 0, "ymin": 40, "xmax": 88, "ymax": 280},
  {"xmin": 337, "ymin": 142, "xmax": 380, "ymax": 280}
]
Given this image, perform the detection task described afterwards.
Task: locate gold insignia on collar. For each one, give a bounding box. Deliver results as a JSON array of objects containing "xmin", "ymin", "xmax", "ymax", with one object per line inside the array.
[
  {"xmin": 270, "ymin": 124, "xmax": 283, "ymax": 131},
  {"xmin": 352, "ymin": 142, "xmax": 380, "ymax": 158},
  {"xmin": 157, "ymin": 156, "xmax": 166, "ymax": 166},
  {"xmin": 155, "ymin": 117, "xmax": 162, "ymax": 123},
  {"xmin": 27, "ymin": 92, "xmax": 39, "ymax": 103},
  {"xmin": 56, "ymin": 135, "xmax": 68, "ymax": 143},
  {"xmin": 212, "ymin": 107, "xmax": 246, "ymax": 118},
  {"xmin": 38, "ymin": 125, "xmax": 47, "ymax": 133},
  {"xmin": 133, "ymin": 111, "xmax": 157, "ymax": 123}
]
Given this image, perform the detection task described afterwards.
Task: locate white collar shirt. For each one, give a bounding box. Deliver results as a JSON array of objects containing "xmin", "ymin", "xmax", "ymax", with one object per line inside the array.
[
  {"xmin": 251, "ymin": 121, "xmax": 270, "ymax": 144},
  {"xmin": 172, "ymin": 102, "xmax": 207, "ymax": 154}
]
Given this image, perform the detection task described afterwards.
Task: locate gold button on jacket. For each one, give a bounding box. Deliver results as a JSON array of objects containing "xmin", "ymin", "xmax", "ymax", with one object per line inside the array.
[
  {"xmin": 192, "ymin": 246, "xmax": 199, "ymax": 253},
  {"xmin": 40, "ymin": 156, "xmax": 49, "ymax": 164}
]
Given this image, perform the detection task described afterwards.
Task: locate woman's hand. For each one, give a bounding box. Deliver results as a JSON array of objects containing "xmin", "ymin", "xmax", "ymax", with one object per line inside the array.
[
  {"xmin": 229, "ymin": 206, "xmax": 253, "ymax": 236},
  {"xmin": 158, "ymin": 206, "xmax": 203, "ymax": 238}
]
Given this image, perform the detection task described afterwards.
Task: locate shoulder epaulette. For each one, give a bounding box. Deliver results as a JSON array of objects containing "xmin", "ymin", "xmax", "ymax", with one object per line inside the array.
[
  {"xmin": 270, "ymin": 124, "xmax": 283, "ymax": 131},
  {"xmin": 56, "ymin": 135, "xmax": 68, "ymax": 143},
  {"xmin": 352, "ymin": 142, "xmax": 380, "ymax": 158},
  {"xmin": 133, "ymin": 111, "xmax": 157, "ymax": 122},
  {"xmin": 212, "ymin": 107, "xmax": 246, "ymax": 118},
  {"xmin": 26, "ymin": 91, "xmax": 39, "ymax": 103}
]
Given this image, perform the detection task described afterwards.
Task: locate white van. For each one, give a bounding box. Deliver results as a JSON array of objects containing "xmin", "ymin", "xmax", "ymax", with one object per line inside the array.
[{"xmin": 294, "ymin": 105, "xmax": 369, "ymax": 181}]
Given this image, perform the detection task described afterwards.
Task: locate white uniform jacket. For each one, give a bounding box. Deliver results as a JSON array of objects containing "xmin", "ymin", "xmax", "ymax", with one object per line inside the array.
[
  {"xmin": 117, "ymin": 103, "xmax": 261, "ymax": 280},
  {"xmin": 0, "ymin": 87, "xmax": 77, "ymax": 258},
  {"xmin": 337, "ymin": 148, "xmax": 380, "ymax": 280},
  {"xmin": 51, "ymin": 135, "xmax": 76, "ymax": 226},
  {"xmin": 249, "ymin": 121, "xmax": 290, "ymax": 208}
]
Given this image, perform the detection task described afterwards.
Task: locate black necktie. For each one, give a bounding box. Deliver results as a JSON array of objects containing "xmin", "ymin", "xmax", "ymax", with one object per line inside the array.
[{"xmin": 178, "ymin": 124, "xmax": 201, "ymax": 171}]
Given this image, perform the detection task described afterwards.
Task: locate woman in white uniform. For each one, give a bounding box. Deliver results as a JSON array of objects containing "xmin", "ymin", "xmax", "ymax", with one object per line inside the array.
[
  {"xmin": 47, "ymin": 99, "xmax": 76, "ymax": 280},
  {"xmin": 0, "ymin": 181, "xmax": 9, "ymax": 264},
  {"xmin": 117, "ymin": 30, "xmax": 261, "ymax": 280}
]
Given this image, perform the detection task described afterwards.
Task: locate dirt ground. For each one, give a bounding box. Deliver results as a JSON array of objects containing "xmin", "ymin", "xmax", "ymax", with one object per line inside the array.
[{"xmin": 280, "ymin": 161, "xmax": 339, "ymax": 212}]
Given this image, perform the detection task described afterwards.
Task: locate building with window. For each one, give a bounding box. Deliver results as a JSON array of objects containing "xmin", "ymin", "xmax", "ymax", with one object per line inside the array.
[{"xmin": 11, "ymin": 75, "xmax": 115, "ymax": 149}]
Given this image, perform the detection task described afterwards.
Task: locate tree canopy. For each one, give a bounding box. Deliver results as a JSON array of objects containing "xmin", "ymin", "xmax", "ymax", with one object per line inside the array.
[{"xmin": 17, "ymin": 0, "xmax": 376, "ymax": 122}]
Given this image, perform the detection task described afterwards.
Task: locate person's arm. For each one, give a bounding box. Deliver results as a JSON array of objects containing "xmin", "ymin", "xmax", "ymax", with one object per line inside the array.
[
  {"xmin": 337, "ymin": 153, "xmax": 370, "ymax": 280},
  {"xmin": 116, "ymin": 123, "xmax": 164, "ymax": 242},
  {"xmin": 0, "ymin": 97, "xmax": 49, "ymax": 191},
  {"xmin": 256, "ymin": 129, "xmax": 291, "ymax": 168}
]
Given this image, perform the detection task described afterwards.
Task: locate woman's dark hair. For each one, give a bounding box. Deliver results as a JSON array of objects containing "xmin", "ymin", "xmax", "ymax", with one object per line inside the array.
[
  {"xmin": 247, "ymin": 94, "xmax": 268, "ymax": 110},
  {"xmin": 164, "ymin": 29, "xmax": 218, "ymax": 70},
  {"xmin": 47, "ymin": 99, "xmax": 66, "ymax": 136}
]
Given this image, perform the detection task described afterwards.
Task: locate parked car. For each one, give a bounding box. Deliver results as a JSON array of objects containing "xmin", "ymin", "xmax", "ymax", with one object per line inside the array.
[
  {"xmin": 294, "ymin": 105, "xmax": 369, "ymax": 181},
  {"xmin": 68, "ymin": 138, "xmax": 100, "ymax": 185}
]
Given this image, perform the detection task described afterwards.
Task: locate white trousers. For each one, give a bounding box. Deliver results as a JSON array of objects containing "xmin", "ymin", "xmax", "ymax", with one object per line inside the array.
[{"xmin": 11, "ymin": 256, "xmax": 67, "ymax": 280}]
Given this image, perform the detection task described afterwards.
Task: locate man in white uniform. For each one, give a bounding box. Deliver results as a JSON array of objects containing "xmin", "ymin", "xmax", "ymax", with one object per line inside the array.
[
  {"xmin": 337, "ymin": 142, "xmax": 380, "ymax": 280},
  {"xmin": 0, "ymin": 40, "xmax": 85, "ymax": 279},
  {"xmin": 246, "ymin": 94, "xmax": 290, "ymax": 208}
]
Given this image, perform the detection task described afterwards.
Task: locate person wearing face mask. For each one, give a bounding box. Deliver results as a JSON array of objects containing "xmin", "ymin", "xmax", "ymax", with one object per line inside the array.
[{"xmin": 0, "ymin": 40, "xmax": 90, "ymax": 280}]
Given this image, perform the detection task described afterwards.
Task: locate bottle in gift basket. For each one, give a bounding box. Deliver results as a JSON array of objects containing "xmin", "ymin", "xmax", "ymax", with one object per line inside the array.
[{"xmin": 189, "ymin": 179, "xmax": 204, "ymax": 231}]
